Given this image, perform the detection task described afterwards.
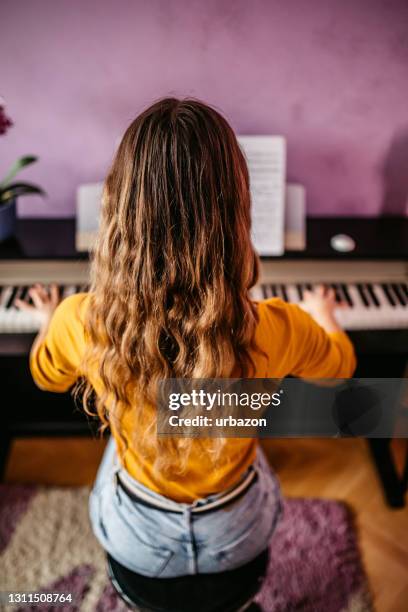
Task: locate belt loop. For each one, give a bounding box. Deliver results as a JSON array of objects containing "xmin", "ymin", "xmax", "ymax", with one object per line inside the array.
[
  {"xmin": 113, "ymin": 470, "xmax": 122, "ymax": 505},
  {"xmin": 183, "ymin": 506, "xmax": 198, "ymax": 575}
]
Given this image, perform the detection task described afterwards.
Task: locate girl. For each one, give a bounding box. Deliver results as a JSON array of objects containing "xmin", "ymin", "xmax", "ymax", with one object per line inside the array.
[{"xmin": 19, "ymin": 98, "xmax": 355, "ymax": 578}]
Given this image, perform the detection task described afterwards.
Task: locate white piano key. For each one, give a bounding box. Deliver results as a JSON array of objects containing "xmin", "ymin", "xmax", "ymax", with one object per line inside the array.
[
  {"xmin": 286, "ymin": 284, "xmax": 300, "ymax": 303},
  {"xmin": 62, "ymin": 285, "xmax": 77, "ymax": 298},
  {"xmin": 0, "ymin": 286, "xmax": 12, "ymax": 308},
  {"xmin": 250, "ymin": 285, "xmax": 263, "ymax": 301}
]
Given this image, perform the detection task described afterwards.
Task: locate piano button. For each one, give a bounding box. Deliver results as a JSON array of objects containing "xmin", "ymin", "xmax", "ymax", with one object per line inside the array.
[
  {"xmin": 365, "ymin": 283, "xmax": 380, "ymax": 308},
  {"xmin": 340, "ymin": 283, "xmax": 353, "ymax": 307},
  {"xmin": 381, "ymin": 283, "xmax": 397, "ymax": 307},
  {"xmin": 5, "ymin": 287, "xmax": 18, "ymax": 309},
  {"xmin": 391, "ymin": 283, "xmax": 407, "ymax": 306},
  {"xmin": 296, "ymin": 284, "xmax": 304, "ymax": 300},
  {"xmin": 356, "ymin": 283, "xmax": 371, "ymax": 307},
  {"xmin": 280, "ymin": 285, "xmax": 289, "ymax": 302}
]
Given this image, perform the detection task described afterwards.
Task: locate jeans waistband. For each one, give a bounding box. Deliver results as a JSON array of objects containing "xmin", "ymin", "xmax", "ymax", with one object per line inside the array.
[{"xmin": 115, "ymin": 466, "xmax": 258, "ymax": 515}]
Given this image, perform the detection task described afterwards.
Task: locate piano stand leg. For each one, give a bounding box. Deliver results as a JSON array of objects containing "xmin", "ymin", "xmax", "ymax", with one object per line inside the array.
[
  {"xmin": 368, "ymin": 439, "xmax": 406, "ymax": 509},
  {"xmin": 0, "ymin": 430, "xmax": 11, "ymax": 482}
]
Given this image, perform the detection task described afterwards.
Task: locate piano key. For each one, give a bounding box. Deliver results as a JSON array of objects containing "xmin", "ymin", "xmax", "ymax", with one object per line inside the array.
[
  {"xmin": 66, "ymin": 285, "xmax": 78, "ymax": 297},
  {"xmin": 270, "ymin": 284, "xmax": 278, "ymax": 297},
  {"xmin": 381, "ymin": 283, "xmax": 397, "ymax": 307},
  {"xmin": 280, "ymin": 284, "xmax": 289, "ymax": 302},
  {"xmin": 391, "ymin": 283, "xmax": 407, "ymax": 306},
  {"xmin": 274, "ymin": 284, "xmax": 284, "ymax": 299},
  {"xmin": 5, "ymin": 287, "xmax": 18, "ymax": 309},
  {"xmin": 331, "ymin": 284, "xmax": 343, "ymax": 303},
  {"xmin": 365, "ymin": 284, "xmax": 380, "ymax": 307},
  {"xmin": 251, "ymin": 284, "xmax": 263, "ymax": 301},
  {"xmin": 20, "ymin": 286, "xmax": 28, "ymax": 301},
  {"xmin": 296, "ymin": 284, "xmax": 303, "ymax": 300},
  {"xmin": 286, "ymin": 285, "xmax": 300, "ymax": 303},
  {"xmin": 0, "ymin": 286, "xmax": 12, "ymax": 308},
  {"xmin": 401, "ymin": 283, "xmax": 408, "ymax": 300},
  {"xmin": 356, "ymin": 284, "xmax": 370, "ymax": 307},
  {"xmin": 348, "ymin": 285, "xmax": 365, "ymax": 309},
  {"xmin": 340, "ymin": 284, "xmax": 353, "ymax": 307}
]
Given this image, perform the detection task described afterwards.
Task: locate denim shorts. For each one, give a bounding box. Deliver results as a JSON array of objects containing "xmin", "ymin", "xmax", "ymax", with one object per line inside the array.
[{"xmin": 89, "ymin": 438, "xmax": 282, "ymax": 577}]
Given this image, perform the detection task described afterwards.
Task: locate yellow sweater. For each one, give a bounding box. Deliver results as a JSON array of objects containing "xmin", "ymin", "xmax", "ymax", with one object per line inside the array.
[{"xmin": 30, "ymin": 293, "xmax": 356, "ymax": 502}]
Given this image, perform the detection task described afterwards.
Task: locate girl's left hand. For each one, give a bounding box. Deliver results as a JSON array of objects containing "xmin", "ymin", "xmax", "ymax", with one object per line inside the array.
[{"xmin": 15, "ymin": 283, "xmax": 60, "ymax": 329}]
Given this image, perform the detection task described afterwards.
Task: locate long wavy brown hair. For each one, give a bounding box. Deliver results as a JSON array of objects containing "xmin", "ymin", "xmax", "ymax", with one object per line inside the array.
[{"xmin": 79, "ymin": 98, "xmax": 260, "ymax": 474}]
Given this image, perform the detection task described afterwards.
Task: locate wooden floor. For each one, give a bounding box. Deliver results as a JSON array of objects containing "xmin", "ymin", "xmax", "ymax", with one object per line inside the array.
[{"xmin": 4, "ymin": 437, "xmax": 408, "ymax": 612}]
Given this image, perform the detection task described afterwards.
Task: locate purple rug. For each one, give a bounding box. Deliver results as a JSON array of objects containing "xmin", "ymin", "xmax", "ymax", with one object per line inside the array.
[{"xmin": 0, "ymin": 485, "xmax": 372, "ymax": 611}]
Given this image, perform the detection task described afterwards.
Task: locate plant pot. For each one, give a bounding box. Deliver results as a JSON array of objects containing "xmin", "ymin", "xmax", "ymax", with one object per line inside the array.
[{"xmin": 0, "ymin": 198, "xmax": 17, "ymax": 242}]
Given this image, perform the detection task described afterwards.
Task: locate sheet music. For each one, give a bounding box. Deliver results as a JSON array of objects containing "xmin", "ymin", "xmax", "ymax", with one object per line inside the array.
[{"xmin": 238, "ymin": 136, "xmax": 286, "ymax": 255}]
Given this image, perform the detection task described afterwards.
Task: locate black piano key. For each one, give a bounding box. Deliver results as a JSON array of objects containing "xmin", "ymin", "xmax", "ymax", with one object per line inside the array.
[
  {"xmin": 269, "ymin": 284, "xmax": 276, "ymax": 297},
  {"xmin": 356, "ymin": 283, "xmax": 370, "ymax": 307},
  {"xmin": 20, "ymin": 286, "xmax": 28, "ymax": 301},
  {"xmin": 391, "ymin": 283, "xmax": 407, "ymax": 306},
  {"xmin": 296, "ymin": 284, "xmax": 304, "ymax": 300},
  {"xmin": 5, "ymin": 286, "xmax": 18, "ymax": 309},
  {"xmin": 340, "ymin": 283, "xmax": 353, "ymax": 307},
  {"xmin": 280, "ymin": 284, "xmax": 289, "ymax": 302},
  {"xmin": 365, "ymin": 284, "xmax": 380, "ymax": 307},
  {"xmin": 305, "ymin": 283, "xmax": 313, "ymax": 292},
  {"xmin": 400, "ymin": 283, "xmax": 408, "ymax": 300},
  {"xmin": 381, "ymin": 283, "xmax": 397, "ymax": 307},
  {"xmin": 261, "ymin": 285, "xmax": 268, "ymax": 299},
  {"xmin": 264, "ymin": 284, "xmax": 273, "ymax": 298},
  {"xmin": 331, "ymin": 284, "xmax": 342, "ymax": 303}
]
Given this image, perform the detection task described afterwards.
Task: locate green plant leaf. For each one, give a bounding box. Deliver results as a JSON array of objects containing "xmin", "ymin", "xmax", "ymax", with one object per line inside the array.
[
  {"xmin": 0, "ymin": 182, "xmax": 46, "ymax": 204},
  {"xmin": 0, "ymin": 155, "xmax": 38, "ymax": 189}
]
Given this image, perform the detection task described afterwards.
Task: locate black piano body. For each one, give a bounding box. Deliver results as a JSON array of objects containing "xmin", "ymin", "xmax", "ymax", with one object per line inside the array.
[{"xmin": 1, "ymin": 217, "xmax": 407, "ymax": 506}]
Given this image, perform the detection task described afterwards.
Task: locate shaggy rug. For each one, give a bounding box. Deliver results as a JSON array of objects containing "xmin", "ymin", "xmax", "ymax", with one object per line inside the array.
[{"xmin": 0, "ymin": 485, "xmax": 373, "ymax": 612}]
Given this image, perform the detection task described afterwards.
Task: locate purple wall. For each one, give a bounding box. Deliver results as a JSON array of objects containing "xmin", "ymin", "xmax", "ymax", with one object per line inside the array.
[{"xmin": 1, "ymin": 0, "xmax": 408, "ymax": 217}]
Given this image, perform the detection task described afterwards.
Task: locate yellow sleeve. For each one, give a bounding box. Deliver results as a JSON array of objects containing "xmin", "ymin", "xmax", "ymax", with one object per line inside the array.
[
  {"xmin": 30, "ymin": 293, "xmax": 88, "ymax": 392},
  {"xmin": 261, "ymin": 299, "xmax": 356, "ymax": 378}
]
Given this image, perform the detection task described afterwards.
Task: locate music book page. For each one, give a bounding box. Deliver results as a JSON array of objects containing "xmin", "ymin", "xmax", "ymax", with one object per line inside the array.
[{"xmin": 238, "ymin": 136, "xmax": 286, "ymax": 256}]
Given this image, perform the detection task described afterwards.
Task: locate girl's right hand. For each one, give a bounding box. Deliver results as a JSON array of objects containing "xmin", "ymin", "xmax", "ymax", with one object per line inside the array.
[{"xmin": 302, "ymin": 285, "xmax": 345, "ymax": 333}]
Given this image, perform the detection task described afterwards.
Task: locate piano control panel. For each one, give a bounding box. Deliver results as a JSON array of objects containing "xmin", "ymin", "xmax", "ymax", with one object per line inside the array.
[{"xmin": 0, "ymin": 259, "xmax": 407, "ymax": 334}]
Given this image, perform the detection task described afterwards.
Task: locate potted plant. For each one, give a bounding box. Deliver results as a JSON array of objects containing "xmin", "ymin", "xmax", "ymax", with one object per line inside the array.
[{"xmin": 0, "ymin": 100, "xmax": 45, "ymax": 241}]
